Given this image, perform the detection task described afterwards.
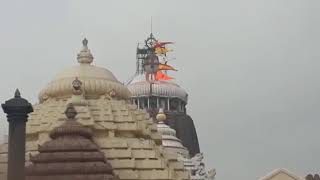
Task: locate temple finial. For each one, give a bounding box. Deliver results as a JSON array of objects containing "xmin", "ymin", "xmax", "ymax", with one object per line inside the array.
[
  {"xmin": 150, "ymin": 16, "xmax": 153, "ymax": 34},
  {"xmin": 82, "ymin": 38, "xmax": 88, "ymax": 47},
  {"xmin": 156, "ymin": 108, "xmax": 166, "ymax": 122},
  {"xmin": 14, "ymin": 89, "xmax": 21, "ymax": 98},
  {"xmin": 77, "ymin": 38, "xmax": 93, "ymax": 64}
]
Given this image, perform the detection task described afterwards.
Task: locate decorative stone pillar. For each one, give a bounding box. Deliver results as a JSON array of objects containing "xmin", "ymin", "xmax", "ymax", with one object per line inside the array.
[{"xmin": 1, "ymin": 89, "xmax": 33, "ymax": 180}]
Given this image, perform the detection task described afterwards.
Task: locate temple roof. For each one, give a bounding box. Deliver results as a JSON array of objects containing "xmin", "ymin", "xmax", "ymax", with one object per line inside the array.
[
  {"xmin": 25, "ymin": 104, "xmax": 117, "ymax": 180},
  {"xmin": 38, "ymin": 39, "xmax": 131, "ymax": 102},
  {"xmin": 128, "ymin": 74, "xmax": 188, "ymax": 102},
  {"xmin": 3, "ymin": 39, "xmax": 191, "ymax": 180},
  {"xmin": 259, "ymin": 169, "xmax": 303, "ymax": 180}
]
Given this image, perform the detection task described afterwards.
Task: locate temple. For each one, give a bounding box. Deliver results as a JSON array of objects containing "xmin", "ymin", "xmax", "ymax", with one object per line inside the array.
[
  {"xmin": 25, "ymin": 104, "xmax": 117, "ymax": 180},
  {"xmin": 0, "ymin": 33, "xmax": 313, "ymax": 180},
  {"xmin": 0, "ymin": 39, "xmax": 190, "ymax": 180},
  {"xmin": 127, "ymin": 33, "xmax": 215, "ymax": 180},
  {"xmin": 0, "ymin": 32, "xmax": 215, "ymax": 179},
  {"xmin": 127, "ymin": 33, "xmax": 200, "ymax": 156},
  {"xmin": 155, "ymin": 108, "xmax": 215, "ymax": 180}
]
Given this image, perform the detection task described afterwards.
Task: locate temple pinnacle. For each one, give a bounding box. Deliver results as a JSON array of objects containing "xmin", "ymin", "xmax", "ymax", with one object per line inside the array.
[
  {"xmin": 82, "ymin": 38, "xmax": 88, "ymax": 47},
  {"xmin": 77, "ymin": 38, "xmax": 93, "ymax": 64},
  {"xmin": 156, "ymin": 108, "xmax": 166, "ymax": 122},
  {"xmin": 14, "ymin": 89, "xmax": 21, "ymax": 98}
]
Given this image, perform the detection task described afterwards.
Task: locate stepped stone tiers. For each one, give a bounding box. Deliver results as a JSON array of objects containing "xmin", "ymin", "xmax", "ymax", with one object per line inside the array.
[
  {"xmin": 306, "ymin": 174, "xmax": 320, "ymax": 180},
  {"xmin": 0, "ymin": 39, "xmax": 190, "ymax": 180},
  {"xmin": 156, "ymin": 110, "xmax": 216, "ymax": 180},
  {"xmin": 156, "ymin": 109, "xmax": 189, "ymax": 159},
  {"xmin": 25, "ymin": 104, "xmax": 117, "ymax": 180}
]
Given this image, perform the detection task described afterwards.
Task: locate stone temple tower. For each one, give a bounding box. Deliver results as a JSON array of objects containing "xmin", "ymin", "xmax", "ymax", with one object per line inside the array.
[
  {"xmin": 127, "ymin": 33, "xmax": 200, "ymax": 157},
  {"xmin": 0, "ymin": 39, "xmax": 190, "ymax": 180}
]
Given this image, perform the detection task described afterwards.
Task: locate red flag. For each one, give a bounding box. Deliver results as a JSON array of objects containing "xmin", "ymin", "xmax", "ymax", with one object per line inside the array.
[{"xmin": 156, "ymin": 71, "xmax": 174, "ymax": 80}]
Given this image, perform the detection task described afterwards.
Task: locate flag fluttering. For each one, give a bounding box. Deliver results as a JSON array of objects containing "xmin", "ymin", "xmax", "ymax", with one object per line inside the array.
[
  {"xmin": 139, "ymin": 35, "xmax": 177, "ymax": 82},
  {"xmin": 158, "ymin": 63, "xmax": 177, "ymax": 71},
  {"xmin": 155, "ymin": 47, "xmax": 172, "ymax": 56},
  {"xmin": 156, "ymin": 71, "xmax": 174, "ymax": 81}
]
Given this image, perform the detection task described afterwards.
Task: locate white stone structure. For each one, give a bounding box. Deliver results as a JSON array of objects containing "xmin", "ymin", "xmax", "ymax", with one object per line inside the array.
[
  {"xmin": 156, "ymin": 109, "xmax": 216, "ymax": 180},
  {"xmin": 128, "ymin": 74, "xmax": 188, "ymax": 111},
  {"xmin": 156, "ymin": 109, "xmax": 189, "ymax": 158}
]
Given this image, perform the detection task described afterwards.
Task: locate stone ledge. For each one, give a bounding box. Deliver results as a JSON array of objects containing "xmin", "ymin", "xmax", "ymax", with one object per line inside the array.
[{"xmin": 114, "ymin": 169, "xmax": 139, "ymax": 179}]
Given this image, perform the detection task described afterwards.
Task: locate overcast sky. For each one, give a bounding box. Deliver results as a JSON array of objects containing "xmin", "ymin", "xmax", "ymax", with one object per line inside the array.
[{"xmin": 0, "ymin": 1, "xmax": 319, "ymax": 179}]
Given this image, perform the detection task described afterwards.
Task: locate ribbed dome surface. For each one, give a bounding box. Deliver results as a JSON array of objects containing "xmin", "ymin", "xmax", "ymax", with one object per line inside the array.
[
  {"xmin": 39, "ymin": 40, "xmax": 131, "ymax": 102},
  {"xmin": 128, "ymin": 75, "xmax": 188, "ymax": 102},
  {"xmin": 39, "ymin": 64, "xmax": 131, "ymax": 102}
]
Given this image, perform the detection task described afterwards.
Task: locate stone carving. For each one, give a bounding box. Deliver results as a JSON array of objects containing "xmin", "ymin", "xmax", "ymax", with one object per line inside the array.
[
  {"xmin": 306, "ymin": 174, "xmax": 320, "ymax": 180},
  {"xmin": 67, "ymin": 77, "xmax": 88, "ymax": 106},
  {"xmin": 206, "ymin": 169, "xmax": 216, "ymax": 180},
  {"xmin": 72, "ymin": 77, "xmax": 83, "ymax": 95},
  {"xmin": 191, "ymin": 152, "xmax": 204, "ymax": 169},
  {"xmin": 190, "ymin": 153, "xmax": 216, "ymax": 180},
  {"xmin": 108, "ymin": 89, "xmax": 116, "ymax": 98},
  {"xmin": 100, "ymin": 89, "xmax": 117, "ymax": 100}
]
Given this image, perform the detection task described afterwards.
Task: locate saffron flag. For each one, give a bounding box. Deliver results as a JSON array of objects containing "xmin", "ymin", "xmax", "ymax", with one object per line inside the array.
[
  {"xmin": 156, "ymin": 71, "xmax": 174, "ymax": 80},
  {"xmin": 158, "ymin": 63, "xmax": 177, "ymax": 71},
  {"xmin": 154, "ymin": 41, "xmax": 174, "ymax": 48}
]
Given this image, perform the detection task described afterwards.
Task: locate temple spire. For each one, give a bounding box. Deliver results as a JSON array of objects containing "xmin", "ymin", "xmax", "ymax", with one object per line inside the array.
[
  {"xmin": 77, "ymin": 38, "xmax": 94, "ymax": 64},
  {"xmin": 14, "ymin": 89, "xmax": 21, "ymax": 98}
]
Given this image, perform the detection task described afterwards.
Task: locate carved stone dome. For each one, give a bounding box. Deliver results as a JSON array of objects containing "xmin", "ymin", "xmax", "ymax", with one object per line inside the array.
[
  {"xmin": 128, "ymin": 74, "xmax": 188, "ymax": 103},
  {"xmin": 39, "ymin": 39, "xmax": 131, "ymax": 102}
]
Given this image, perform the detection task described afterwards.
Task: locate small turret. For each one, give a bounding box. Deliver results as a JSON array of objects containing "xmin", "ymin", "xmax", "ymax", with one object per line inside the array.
[{"xmin": 156, "ymin": 108, "xmax": 189, "ymax": 158}]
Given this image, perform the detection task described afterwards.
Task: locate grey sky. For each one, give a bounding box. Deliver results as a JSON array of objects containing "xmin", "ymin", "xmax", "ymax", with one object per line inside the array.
[{"xmin": 0, "ymin": 0, "xmax": 319, "ymax": 179}]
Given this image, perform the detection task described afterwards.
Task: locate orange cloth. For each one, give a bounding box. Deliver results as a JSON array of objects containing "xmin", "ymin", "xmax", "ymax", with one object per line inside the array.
[
  {"xmin": 155, "ymin": 47, "xmax": 172, "ymax": 55},
  {"xmin": 156, "ymin": 71, "xmax": 174, "ymax": 80}
]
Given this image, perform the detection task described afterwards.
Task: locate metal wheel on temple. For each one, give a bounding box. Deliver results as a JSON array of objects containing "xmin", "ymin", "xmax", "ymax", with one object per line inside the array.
[{"xmin": 135, "ymin": 33, "xmax": 158, "ymax": 75}]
